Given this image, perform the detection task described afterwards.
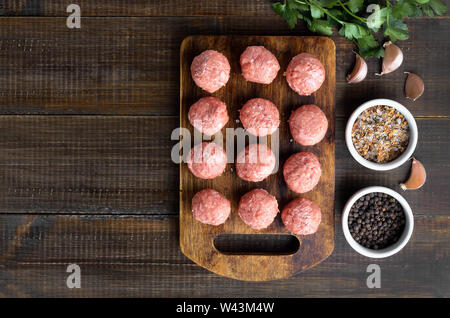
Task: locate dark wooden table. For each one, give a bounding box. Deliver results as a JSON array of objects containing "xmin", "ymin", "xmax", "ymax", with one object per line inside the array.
[{"xmin": 0, "ymin": 1, "xmax": 448, "ymax": 297}]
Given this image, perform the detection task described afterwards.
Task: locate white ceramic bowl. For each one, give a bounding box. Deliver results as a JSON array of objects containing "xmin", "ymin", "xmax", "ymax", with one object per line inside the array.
[
  {"xmin": 345, "ymin": 98, "xmax": 418, "ymax": 171},
  {"xmin": 342, "ymin": 186, "xmax": 414, "ymax": 258}
]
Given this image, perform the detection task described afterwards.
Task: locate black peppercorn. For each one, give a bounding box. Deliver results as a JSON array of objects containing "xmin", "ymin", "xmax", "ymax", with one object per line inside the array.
[{"xmin": 348, "ymin": 192, "xmax": 405, "ymax": 249}]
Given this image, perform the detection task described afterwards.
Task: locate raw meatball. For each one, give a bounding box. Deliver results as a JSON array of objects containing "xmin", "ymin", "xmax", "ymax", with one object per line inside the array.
[
  {"xmin": 238, "ymin": 189, "xmax": 279, "ymax": 230},
  {"xmin": 236, "ymin": 143, "xmax": 276, "ymax": 182},
  {"xmin": 240, "ymin": 46, "xmax": 280, "ymax": 84},
  {"xmin": 188, "ymin": 97, "xmax": 229, "ymax": 136},
  {"xmin": 187, "ymin": 142, "xmax": 227, "ymax": 179},
  {"xmin": 286, "ymin": 53, "xmax": 325, "ymax": 96},
  {"xmin": 192, "ymin": 189, "xmax": 231, "ymax": 226},
  {"xmin": 283, "ymin": 152, "xmax": 321, "ymax": 193},
  {"xmin": 282, "ymin": 197, "xmax": 321, "ymax": 235},
  {"xmin": 191, "ymin": 50, "xmax": 230, "ymax": 93},
  {"xmin": 240, "ymin": 98, "xmax": 280, "ymax": 137},
  {"xmin": 289, "ymin": 104, "xmax": 328, "ymax": 146}
]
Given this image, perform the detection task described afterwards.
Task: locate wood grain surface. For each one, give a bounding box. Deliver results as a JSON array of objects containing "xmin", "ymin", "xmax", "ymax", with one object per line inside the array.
[
  {"xmin": 0, "ymin": 0, "xmax": 275, "ymax": 17},
  {"xmin": 0, "ymin": 17, "xmax": 448, "ymax": 116},
  {"xmin": 0, "ymin": 1, "xmax": 448, "ymax": 296},
  {"xmin": 0, "ymin": 214, "xmax": 448, "ymax": 297},
  {"xmin": 179, "ymin": 36, "xmax": 335, "ymax": 281},
  {"xmin": 0, "ymin": 117, "xmax": 446, "ymax": 216}
]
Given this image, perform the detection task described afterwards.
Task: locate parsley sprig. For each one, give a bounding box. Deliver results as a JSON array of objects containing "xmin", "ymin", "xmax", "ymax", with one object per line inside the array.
[{"xmin": 272, "ymin": 0, "xmax": 447, "ymax": 58}]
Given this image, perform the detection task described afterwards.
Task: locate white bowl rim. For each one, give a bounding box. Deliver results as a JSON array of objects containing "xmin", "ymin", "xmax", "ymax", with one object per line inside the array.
[
  {"xmin": 345, "ymin": 98, "xmax": 418, "ymax": 171},
  {"xmin": 341, "ymin": 186, "xmax": 414, "ymax": 258}
]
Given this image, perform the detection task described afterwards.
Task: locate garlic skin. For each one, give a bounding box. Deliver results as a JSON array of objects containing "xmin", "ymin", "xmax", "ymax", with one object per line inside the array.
[
  {"xmin": 400, "ymin": 158, "xmax": 426, "ymax": 190},
  {"xmin": 405, "ymin": 72, "xmax": 424, "ymax": 101},
  {"xmin": 376, "ymin": 41, "xmax": 403, "ymax": 76},
  {"xmin": 347, "ymin": 52, "xmax": 367, "ymax": 83}
]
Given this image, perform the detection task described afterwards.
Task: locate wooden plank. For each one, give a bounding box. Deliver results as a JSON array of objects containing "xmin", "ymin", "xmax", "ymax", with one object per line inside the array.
[
  {"xmin": 179, "ymin": 35, "xmax": 335, "ymax": 281},
  {"xmin": 1, "ymin": 1, "xmax": 449, "ymax": 19},
  {"xmin": 0, "ymin": 0, "xmax": 274, "ymax": 17},
  {"xmin": 0, "ymin": 17, "xmax": 448, "ymax": 116},
  {"xmin": 0, "ymin": 116, "xmax": 447, "ymax": 216},
  {"xmin": 0, "ymin": 116, "xmax": 178, "ymax": 214},
  {"xmin": 0, "ymin": 215, "xmax": 181, "ymax": 264},
  {"xmin": 1, "ymin": 214, "xmax": 446, "ymax": 267},
  {"xmin": 0, "ymin": 214, "xmax": 448, "ymax": 297}
]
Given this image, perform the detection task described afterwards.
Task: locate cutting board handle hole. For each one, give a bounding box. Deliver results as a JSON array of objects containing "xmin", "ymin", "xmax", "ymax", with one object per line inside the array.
[{"xmin": 213, "ymin": 234, "xmax": 300, "ymax": 255}]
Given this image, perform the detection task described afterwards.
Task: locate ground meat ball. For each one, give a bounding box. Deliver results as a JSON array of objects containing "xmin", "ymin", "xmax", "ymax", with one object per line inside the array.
[
  {"xmin": 192, "ymin": 189, "xmax": 231, "ymax": 226},
  {"xmin": 236, "ymin": 143, "xmax": 276, "ymax": 182},
  {"xmin": 240, "ymin": 46, "xmax": 280, "ymax": 84},
  {"xmin": 240, "ymin": 98, "xmax": 280, "ymax": 137},
  {"xmin": 283, "ymin": 152, "xmax": 321, "ymax": 193},
  {"xmin": 191, "ymin": 50, "xmax": 230, "ymax": 93},
  {"xmin": 238, "ymin": 189, "xmax": 279, "ymax": 230},
  {"xmin": 188, "ymin": 97, "xmax": 229, "ymax": 136},
  {"xmin": 282, "ymin": 197, "xmax": 321, "ymax": 235},
  {"xmin": 187, "ymin": 142, "xmax": 227, "ymax": 179},
  {"xmin": 286, "ymin": 53, "xmax": 325, "ymax": 96},
  {"xmin": 289, "ymin": 104, "xmax": 328, "ymax": 146}
]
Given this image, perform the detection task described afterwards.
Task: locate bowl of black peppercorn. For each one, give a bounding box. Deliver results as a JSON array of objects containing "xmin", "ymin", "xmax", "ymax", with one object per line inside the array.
[{"xmin": 342, "ymin": 186, "xmax": 414, "ymax": 258}]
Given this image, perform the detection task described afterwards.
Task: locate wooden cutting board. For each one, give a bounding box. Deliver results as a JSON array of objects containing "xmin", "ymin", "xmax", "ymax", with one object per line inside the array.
[{"xmin": 179, "ymin": 35, "xmax": 335, "ymax": 281}]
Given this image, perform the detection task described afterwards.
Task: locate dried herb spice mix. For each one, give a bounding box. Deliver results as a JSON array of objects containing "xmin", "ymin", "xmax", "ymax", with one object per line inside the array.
[
  {"xmin": 348, "ymin": 193, "xmax": 406, "ymax": 250},
  {"xmin": 352, "ymin": 105, "xmax": 409, "ymax": 163}
]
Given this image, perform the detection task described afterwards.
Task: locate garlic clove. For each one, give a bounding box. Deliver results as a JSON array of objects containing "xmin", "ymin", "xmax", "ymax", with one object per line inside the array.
[
  {"xmin": 347, "ymin": 52, "xmax": 368, "ymax": 83},
  {"xmin": 400, "ymin": 158, "xmax": 427, "ymax": 190},
  {"xmin": 376, "ymin": 41, "xmax": 403, "ymax": 76},
  {"xmin": 405, "ymin": 72, "xmax": 424, "ymax": 101}
]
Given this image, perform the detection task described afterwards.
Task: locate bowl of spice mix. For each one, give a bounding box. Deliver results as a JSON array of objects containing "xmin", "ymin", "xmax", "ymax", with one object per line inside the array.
[
  {"xmin": 342, "ymin": 186, "xmax": 414, "ymax": 258},
  {"xmin": 345, "ymin": 99, "xmax": 418, "ymax": 171}
]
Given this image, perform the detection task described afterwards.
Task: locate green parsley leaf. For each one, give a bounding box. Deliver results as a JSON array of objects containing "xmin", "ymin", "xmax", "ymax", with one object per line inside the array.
[
  {"xmin": 385, "ymin": 18, "xmax": 409, "ymax": 42},
  {"xmin": 307, "ymin": 19, "xmax": 334, "ymax": 35},
  {"xmin": 357, "ymin": 34, "xmax": 385, "ymax": 58},
  {"xmin": 347, "ymin": 0, "xmax": 364, "ymax": 13},
  {"xmin": 344, "ymin": 23, "xmax": 359, "ymax": 40},
  {"xmin": 327, "ymin": 8, "xmax": 345, "ymax": 27},
  {"xmin": 272, "ymin": 2, "xmax": 298, "ymax": 29},
  {"xmin": 391, "ymin": 1, "xmax": 417, "ymax": 19},
  {"xmin": 362, "ymin": 46, "xmax": 385, "ymax": 58},
  {"xmin": 288, "ymin": 0, "xmax": 310, "ymax": 11},
  {"xmin": 341, "ymin": 22, "xmax": 369, "ymax": 40},
  {"xmin": 429, "ymin": 0, "xmax": 448, "ymax": 15},
  {"xmin": 421, "ymin": 4, "xmax": 435, "ymax": 16},
  {"xmin": 400, "ymin": 0, "xmax": 424, "ymax": 16},
  {"xmin": 310, "ymin": 4, "xmax": 324, "ymax": 18},
  {"xmin": 357, "ymin": 34, "xmax": 378, "ymax": 50},
  {"xmin": 316, "ymin": 0, "xmax": 339, "ymax": 8}
]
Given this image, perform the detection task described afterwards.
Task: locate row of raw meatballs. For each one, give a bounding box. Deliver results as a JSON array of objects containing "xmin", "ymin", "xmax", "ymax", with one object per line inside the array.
[
  {"xmin": 189, "ymin": 97, "xmax": 328, "ymax": 143},
  {"xmin": 191, "ymin": 46, "xmax": 325, "ymax": 95},
  {"xmin": 188, "ymin": 143, "xmax": 321, "ymax": 194},
  {"xmin": 192, "ymin": 188, "xmax": 321, "ymax": 235}
]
